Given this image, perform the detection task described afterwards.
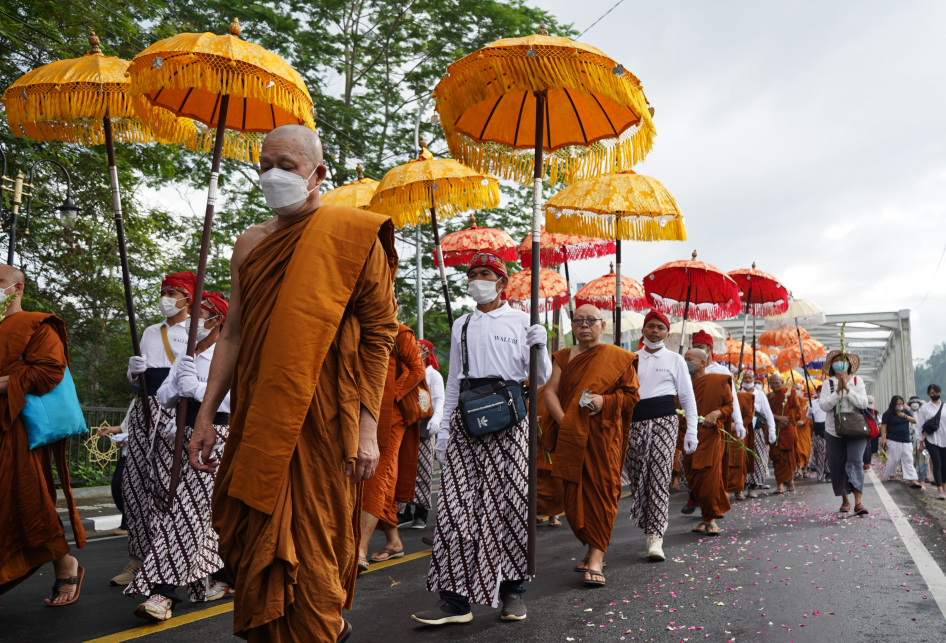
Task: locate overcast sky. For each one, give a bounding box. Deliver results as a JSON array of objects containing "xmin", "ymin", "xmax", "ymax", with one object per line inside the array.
[{"xmin": 528, "ymin": 0, "xmax": 946, "ymax": 361}]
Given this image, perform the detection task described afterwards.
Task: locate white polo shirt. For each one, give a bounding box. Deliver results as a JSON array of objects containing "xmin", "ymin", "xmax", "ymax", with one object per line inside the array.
[
  {"xmin": 441, "ymin": 302, "xmax": 552, "ymax": 433},
  {"xmin": 127, "ymin": 319, "xmax": 189, "ymax": 382},
  {"xmin": 156, "ymin": 342, "xmax": 230, "ymax": 414},
  {"xmin": 637, "ymin": 347, "xmax": 697, "ymax": 434}
]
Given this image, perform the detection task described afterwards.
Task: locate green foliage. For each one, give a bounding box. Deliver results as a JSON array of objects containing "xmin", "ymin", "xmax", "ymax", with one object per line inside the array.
[
  {"xmin": 0, "ymin": 0, "xmax": 574, "ymax": 404},
  {"xmin": 915, "ymin": 343, "xmax": 946, "ymax": 398}
]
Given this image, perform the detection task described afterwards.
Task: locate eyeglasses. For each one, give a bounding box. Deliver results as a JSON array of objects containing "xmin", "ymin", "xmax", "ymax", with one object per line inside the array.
[{"xmin": 572, "ymin": 318, "xmax": 603, "ymax": 328}]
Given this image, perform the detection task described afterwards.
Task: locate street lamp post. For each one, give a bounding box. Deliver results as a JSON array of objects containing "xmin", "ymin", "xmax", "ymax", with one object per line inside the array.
[{"xmin": 16, "ymin": 159, "xmax": 81, "ymax": 264}]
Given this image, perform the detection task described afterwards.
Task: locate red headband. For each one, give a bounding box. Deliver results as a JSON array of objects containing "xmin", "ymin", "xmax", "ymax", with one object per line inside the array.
[
  {"xmin": 162, "ymin": 271, "xmax": 197, "ymax": 298},
  {"xmin": 692, "ymin": 330, "xmax": 714, "ymax": 347},
  {"xmin": 417, "ymin": 339, "xmax": 438, "ymax": 370},
  {"xmin": 643, "ymin": 308, "xmax": 670, "ymax": 330},
  {"xmin": 467, "ymin": 252, "xmax": 508, "ymax": 278},
  {"xmin": 200, "ymin": 291, "xmax": 228, "ymax": 321}
]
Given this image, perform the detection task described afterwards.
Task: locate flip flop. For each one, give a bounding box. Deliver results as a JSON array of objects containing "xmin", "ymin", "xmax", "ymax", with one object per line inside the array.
[
  {"xmin": 46, "ymin": 566, "xmax": 84, "ymax": 607},
  {"xmin": 368, "ymin": 547, "xmax": 404, "ymax": 563},
  {"xmin": 357, "ymin": 558, "xmax": 370, "ymax": 573},
  {"xmin": 574, "ymin": 558, "xmax": 606, "ymax": 572},
  {"xmin": 337, "ymin": 619, "xmax": 352, "ymax": 643},
  {"xmin": 549, "ymin": 516, "xmax": 563, "ymax": 527},
  {"xmin": 705, "ymin": 526, "xmax": 722, "ymax": 537},
  {"xmin": 772, "ymin": 490, "xmax": 784, "ymax": 495},
  {"xmin": 691, "ymin": 524, "xmax": 708, "ymax": 534},
  {"xmin": 583, "ymin": 568, "xmax": 606, "ymax": 588}
]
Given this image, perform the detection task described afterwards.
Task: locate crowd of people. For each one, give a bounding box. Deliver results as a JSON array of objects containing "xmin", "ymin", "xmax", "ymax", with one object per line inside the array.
[{"xmin": 2, "ymin": 125, "xmax": 943, "ymax": 642}]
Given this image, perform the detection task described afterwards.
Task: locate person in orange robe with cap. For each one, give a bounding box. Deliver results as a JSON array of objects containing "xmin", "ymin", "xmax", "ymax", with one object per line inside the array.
[{"xmin": 768, "ymin": 373, "xmax": 802, "ymax": 494}]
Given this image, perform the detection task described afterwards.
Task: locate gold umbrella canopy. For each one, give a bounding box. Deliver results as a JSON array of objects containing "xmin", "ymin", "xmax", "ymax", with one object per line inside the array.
[
  {"xmin": 544, "ymin": 170, "xmax": 685, "ymax": 241},
  {"xmin": 368, "ymin": 139, "xmax": 500, "ymax": 228},
  {"xmin": 128, "ymin": 18, "xmax": 315, "ymax": 162},
  {"xmin": 434, "ymin": 26, "xmax": 656, "ymax": 185},
  {"xmin": 321, "ymin": 164, "xmax": 379, "ymax": 209},
  {"xmin": 2, "ymin": 32, "xmax": 192, "ymax": 145}
]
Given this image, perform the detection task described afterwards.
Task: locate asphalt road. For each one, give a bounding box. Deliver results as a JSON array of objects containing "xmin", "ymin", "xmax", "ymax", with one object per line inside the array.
[{"xmin": 3, "ymin": 466, "xmax": 946, "ymax": 643}]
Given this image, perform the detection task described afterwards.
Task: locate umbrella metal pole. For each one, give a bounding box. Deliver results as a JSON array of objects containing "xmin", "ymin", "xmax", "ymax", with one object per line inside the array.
[
  {"xmin": 416, "ymin": 225, "xmax": 423, "ymax": 339},
  {"xmin": 429, "ymin": 205, "xmax": 453, "ymax": 328},
  {"xmin": 527, "ymin": 91, "xmax": 546, "ymax": 577},
  {"xmin": 168, "ymin": 94, "xmax": 231, "ymax": 513},
  {"xmin": 752, "ymin": 312, "xmax": 757, "ymax": 375},
  {"xmin": 795, "ymin": 316, "xmax": 814, "ymax": 397},
  {"xmin": 564, "ymin": 261, "xmax": 575, "ymax": 346},
  {"xmin": 104, "ymin": 116, "xmax": 154, "ymax": 436},
  {"xmin": 678, "ymin": 284, "xmax": 692, "ymax": 355},
  {"xmin": 736, "ymin": 285, "xmax": 752, "ymax": 379},
  {"xmin": 615, "ymin": 240, "xmax": 622, "ymax": 347}
]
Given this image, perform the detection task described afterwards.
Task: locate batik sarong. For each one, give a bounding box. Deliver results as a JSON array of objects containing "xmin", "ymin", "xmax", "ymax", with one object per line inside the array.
[
  {"xmin": 625, "ymin": 415, "xmax": 678, "ymax": 537},
  {"xmin": 746, "ymin": 423, "xmax": 770, "ymax": 487}
]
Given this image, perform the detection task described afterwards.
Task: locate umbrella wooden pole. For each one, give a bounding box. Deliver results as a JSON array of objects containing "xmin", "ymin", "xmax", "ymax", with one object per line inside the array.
[
  {"xmin": 615, "ymin": 240, "xmax": 622, "ymax": 347},
  {"xmin": 167, "ymin": 94, "xmax": 230, "ymax": 513},
  {"xmin": 752, "ymin": 312, "xmax": 757, "ymax": 375},
  {"xmin": 527, "ymin": 91, "xmax": 546, "ymax": 577},
  {"xmin": 736, "ymin": 284, "xmax": 752, "ymax": 379},
  {"xmin": 795, "ymin": 317, "xmax": 815, "ymax": 397},
  {"xmin": 429, "ymin": 205, "xmax": 454, "ymax": 329},
  {"xmin": 104, "ymin": 116, "xmax": 154, "ymax": 437},
  {"xmin": 564, "ymin": 261, "xmax": 575, "ymax": 346},
  {"xmin": 678, "ymin": 284, "xmax": 693, "ymax": 355}
]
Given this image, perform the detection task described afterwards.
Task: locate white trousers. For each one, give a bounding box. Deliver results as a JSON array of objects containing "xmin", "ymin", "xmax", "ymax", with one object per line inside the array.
[{"xmin": 884, "ymin": 440, "xmax": 918, "ymax": 481}]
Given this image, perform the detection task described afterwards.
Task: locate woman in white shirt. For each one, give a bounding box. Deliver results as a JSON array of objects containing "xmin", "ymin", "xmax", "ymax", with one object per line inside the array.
[
  {"xmin": 819, "ymin": 350, "xmax": 870, "ymax": 515},
  {"xmin": 917, "ymin": 384, "xmax": 946, "ymax": 500}
]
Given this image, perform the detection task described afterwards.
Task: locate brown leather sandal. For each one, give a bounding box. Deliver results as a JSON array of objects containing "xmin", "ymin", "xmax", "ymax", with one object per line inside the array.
[
  {"xmin": 46, "ymin": 566, "xmax": 84, "ymax": 607},
  {"xmin": 368, "ymin": 547, "xmax": 404, "ymax": 563}
]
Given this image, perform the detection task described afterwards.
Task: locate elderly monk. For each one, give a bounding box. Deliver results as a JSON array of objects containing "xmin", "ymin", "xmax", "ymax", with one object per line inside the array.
[
  {"xmin": 793, "ymin": 382, "xmax": 813, "ymax": 479},
  {"xmin": 768, "ymin": 373, "xmax": 802, "ymax": 494},
  {"xmin": 0, "ymin": 265, "xmax": 86, "ymax": 605},
  {"xmin": 680, "ymin": 349, "xmax": 733, "ymax": 536},
  {"xmin": 187, "ymin": 125, "xmax": 398, "ymax": 643},
  {"xmin": 359, "ymin": 323, "xmax": 425, "ymax": 569},
  {"xmin": 544, "ymin": 304, "xmax": 640, "ymax": 587}
]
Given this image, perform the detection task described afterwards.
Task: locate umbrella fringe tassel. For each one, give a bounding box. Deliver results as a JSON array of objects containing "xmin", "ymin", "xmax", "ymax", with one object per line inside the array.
[
  {"xmin": 545, "ymin": 212, "xmax": 686, "ymax": 242},
  {"xmin": 374, "ymin": 180, "xmax": 501, "ymax": 229}
]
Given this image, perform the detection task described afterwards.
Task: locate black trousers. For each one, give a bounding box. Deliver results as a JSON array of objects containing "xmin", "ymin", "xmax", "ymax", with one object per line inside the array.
[
  {"xmin": 927, "ymin": 443, "xmax": 946, "ymax": 487},
  {"xmin": 863, "ymin": 436, "xmax": 879, "ymax": 465},
  {"xmin": 111, "ymin": 454, "xmax": 127, "ymax": 530}
]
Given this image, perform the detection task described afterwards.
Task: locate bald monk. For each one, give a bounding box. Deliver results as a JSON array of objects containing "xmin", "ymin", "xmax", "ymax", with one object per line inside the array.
[
  {"xmin": 0, "ymin": 265, "xmax": 86, "ymax": 604},
  {"xmin": 768, "ymin": 373, "xmax": 801, "ymax": 494},
  {"xmin": 681, "ymin": 349, "xmax": 732, "ymax": 536},
  {"xmin": 544, "ymin": 304, "xmax": 640, "ymax": 586},
  {"xmin": 793, "ymin": 382, "xmax": 813, "ymax": 479},
  {"xmin": 536, "ymin": 385, "xmax": 565, "ymax": 526},
  {"xmin": 187, "ymin": 125, "xmax": 398, "ymax": 643},
  {"xmin": 722, "ymin": 385, "xmax": 755, "ymax": 501},
  {"xmin": 359, "ymin": 323, "xmax": 425, "ymax": 568}
]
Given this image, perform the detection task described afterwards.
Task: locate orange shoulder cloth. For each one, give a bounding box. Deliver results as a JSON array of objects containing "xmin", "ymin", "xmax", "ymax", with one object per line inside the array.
[{"xmin": 229, "ymin": 205, "xmax": 395, "ymax": 515}]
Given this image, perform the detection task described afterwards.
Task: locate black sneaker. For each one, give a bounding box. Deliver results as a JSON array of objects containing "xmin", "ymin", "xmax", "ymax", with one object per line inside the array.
[
  {"xmin": 681, "ymin": 500, "xmax": 696, "ymax": 515},
  {"xmin": 500, "ymin": 592, "xmax": 527, "ymax": 621},
  {"xmin": 411, "ymin": 516, "xmax": 426, "ymax": 529},
  {"xmin": 411, "ymin": 600, "xmax": 472, "ymax": 625},
  {"xmin": 397, "ymin": 511, "xmax": 413, "ymax": 528}
]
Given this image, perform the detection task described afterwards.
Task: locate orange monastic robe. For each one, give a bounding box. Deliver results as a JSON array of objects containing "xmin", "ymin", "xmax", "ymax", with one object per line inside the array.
[
  {"xmin": 795, "ymin": 397, "xmax": 813, "ymax": 470},
  {"xmin": 0, "ymin": 312, "xmax": 85, "ymax": 595},
  {"xmin": 363, "ymin": 324, "xmax": 425, "ymax": 527},
  {"xmin": 682, "ymin": 373, "xmax": 733, "ymax": 523},
  {"xmin": 722, "ymin": 391, "xmax": 755, "ymax": 493},
  {"xmin": 768, "ymin": 387, "xmax": 801, "ymax": 485},
  {"xmin": 542, "ymin": 345, "xmax": 639, "ymax": 552},
  {"xmin": 213, "ymin": 206, "xmax": 398, "ymax": 643},
  {"xmin": 536, "ymin": 385, "xmax": 564, "ymax": 517}
]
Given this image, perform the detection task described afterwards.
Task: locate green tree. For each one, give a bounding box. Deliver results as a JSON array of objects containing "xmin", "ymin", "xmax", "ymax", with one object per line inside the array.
[{"xmin": 915, "ymin": 343, "xmax": 946, "ymax": 398}]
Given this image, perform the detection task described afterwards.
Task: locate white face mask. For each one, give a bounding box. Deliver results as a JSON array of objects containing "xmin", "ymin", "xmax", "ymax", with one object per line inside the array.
[
  {"xmin": 467, "ymin": 279, "xmax": 501, "ymax": 305},
  {"xmin": 742, "ymin": 381, "xmax": 755, "ymax": 391},
  {"xmin": 260, "ymin": 167, "xmax": 317, "ymax": 215},
  {"xmin": 642, "ymin": 337, "xmax": 665, "ymax": 350},
  {"xmin": 896, "ymin": 405, "xmax": 904, "ymax": 412},
  {"xmin": 911, "ymin": 403, "xmax": 921, "ymax": 410},
  {"xmin": 185, "ymin": 316, "xmax": 217, "ymax": 342},
  {"xmin": 160, "ymin": 296, "xmax": 184, "ymax": 318}
]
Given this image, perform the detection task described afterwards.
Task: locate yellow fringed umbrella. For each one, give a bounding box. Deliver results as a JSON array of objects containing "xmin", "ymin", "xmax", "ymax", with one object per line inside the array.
[
  {"xmin": 435, "ymin": 25, "xmax": 656, "ymax": 570},
  {"xmin": 369, "ymin": 138, "xmax": 500, "ymax": 326},
  {"xmin": 129, "ymin": 18, "xmax": 314, "ymax": 513},
  {"xmin": 545, "ymin": 169, "xmax": 684, "ymax": 344},
  {"xmin": 321, "ymin": 164, "xmax": 379, "ymax": 209}
]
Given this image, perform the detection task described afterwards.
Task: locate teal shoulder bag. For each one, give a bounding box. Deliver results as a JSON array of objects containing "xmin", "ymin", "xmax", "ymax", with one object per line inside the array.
[{"xmin": 21, "ymin": 366, "xmax": 88, "ymax": 450}]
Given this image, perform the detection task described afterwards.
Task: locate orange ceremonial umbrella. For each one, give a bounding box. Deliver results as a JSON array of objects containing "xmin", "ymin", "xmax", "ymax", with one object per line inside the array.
[
  {"xmin": 506, "ymin": 268, "xmax": 568, "ymax": 314},
  {"xmin": 575, "ymin": 263, "xmax": 648, "ymax": 312},
  {"xmin": 435, "ymin": 24, "xmax": 656, "ymax": 573},
  {"xmin": 718, "ymin": 339, "xmax": 776, "ymax": 376},
  {"xmin": 321, "ymin": 163, "xmax": 378, "ymax": 209},
  {"xmin": 438, "ymin": 214, "xmax": 518, "ymax": 267},
  {"xmin": 760, "ymin": 328, "xmax": 811, "ymax": 347},
  {"xmin": 776, "ymin": 338, "xmax": 827, "ymax": 372},
  {"xmin": 129, "ymin": 18, "xmax": 314, "ymax": 512},
  {"xmin": 368, "ymin": 139, "xmax": 500, "ymax": 327}
]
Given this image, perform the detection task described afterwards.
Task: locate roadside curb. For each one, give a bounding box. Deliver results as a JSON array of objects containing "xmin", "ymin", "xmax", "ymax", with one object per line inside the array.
[{"xmin": 57, "ymin": 484, "xmax": 112, "ymax": 501}]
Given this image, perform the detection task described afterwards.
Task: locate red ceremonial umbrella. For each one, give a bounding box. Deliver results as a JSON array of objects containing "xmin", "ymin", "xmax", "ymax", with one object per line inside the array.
[
  {"xmin": 575, "ymin": 263, "xmax": 648, "ymax": 311},
  {"xmin": 644, "ymin": 251, "xmax": 742, "ymax": 353},
  {"xmin": 436, "ymin": 214, "xmax": 518, "ymax": 266},
  {"xmin": 726, "ymin": 262, "xmax": 789, "ymax": 380},
  {"xmin": 506, "ymin": 268, "xmax": 569, "ymax": 313},
  {"xmin": 776, "ymin": 338, "xmax": 827, "ymax": 372}
]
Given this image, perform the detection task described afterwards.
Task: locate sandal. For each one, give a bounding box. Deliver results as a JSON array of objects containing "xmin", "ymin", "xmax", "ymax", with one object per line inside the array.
[
  {"xmin": 338, "ymin": 619, "xmax": 352, "ymax": 643},
  {"xmin": 583, "ymin": 568, "xmax": 606, "ymax": 588},
  {"xmin": 574, "ymin": 558, "xmax": 607, "ymax": 573},
  {"xmin": 735, "ymin": 492, "xmax": 746, "ymax": 501},
  {"xmin": 549, "ymin": 516, "xmax": 562, "ymax": 527},
  {"xmin": 705, "ymin": 525, "xmax": 722, "ymax": 537},
  {"xmin": 691, "ymin": 524, "xmax": 708, "ymax": 534},
  {"xmin": 368, "ymin": 547, "xmax": 404, "ymax": 563},
  {"xmin": 357, "ymin": 558, "xmax": 370, "ymax": 573},
  {"xmin": 46, "ymin": 566, "xmax": 84, "ymax": 607}
]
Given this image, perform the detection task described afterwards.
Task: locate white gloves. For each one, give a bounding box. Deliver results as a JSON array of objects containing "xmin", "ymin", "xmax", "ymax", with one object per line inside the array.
[
  {"xmin": 683, "ymin": 430, "xmax": 698, "ymax": 454},
  {"xmin": 435, "ymin": 435, "xmax": 448, "ymax": 465},
  {"xmin": 526, "ymin": 324, "xmax": 547, "ymax": 348},
  {"xmin": 128, "ymin": 355, "xmax": 147, "ymax": 376},
  {"xmin": 735, "ymin": 424, "xmax": 746, "ymax": 440},
  {"xmin": 176, "ymin": 355, "xmax": 200, "ymax": 399},
  {"xmin": 769, "ymin": 428, "xmax": 777, "ymax": 444}
]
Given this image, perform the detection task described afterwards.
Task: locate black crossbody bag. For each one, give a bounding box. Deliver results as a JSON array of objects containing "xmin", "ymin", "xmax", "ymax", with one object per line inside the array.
[
  {"xmin": 456, "ymin": 314, "xmax": 527, "ymax": 437},
  {"xmin": 923, "ymin": 404, "xmax": 943, "ymax": 435}
]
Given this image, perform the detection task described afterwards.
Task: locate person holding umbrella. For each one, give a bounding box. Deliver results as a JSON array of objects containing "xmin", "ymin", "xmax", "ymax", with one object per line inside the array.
[{"xmin": 413, "ymin": 252, "xmax": 550, "ymax": 625}]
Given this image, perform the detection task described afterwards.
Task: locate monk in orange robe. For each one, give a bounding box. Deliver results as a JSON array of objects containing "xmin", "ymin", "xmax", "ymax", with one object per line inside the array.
[
  {"xmin": 722, "ymin": 389, "xmax": 755, "ymax": 500},
  {"xmin": 544, "ymin": 304, "xmax": 640, "ymax": 586},
  {"xmin": 536, "ymin": 385, "xmax": 564, "ymax": 524},
  {"xmin": 0, "ymin": 265, "xmax": 86, "ymax": 604},
  {"xmin": 767, "ymin": 373, "xmax": 801, "ymax": 493},
  {"xmin": 188, "ymin": 126, "xmax": 398, "ymax": 643},
  {"xmin": 793, "ymin": 383, "xmax": 813, "ymax": 478},
  {"xmin": 359, "ymin": 323, "xmax": 424, "ymax": 567},
  {"xmin": 681, "ymin": 349, "xmax": 732, "ymax": 536}
]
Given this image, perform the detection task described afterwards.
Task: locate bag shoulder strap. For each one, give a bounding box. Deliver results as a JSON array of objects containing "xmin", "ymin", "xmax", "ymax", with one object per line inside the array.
[
  {"xmin": 460, "ymin": 313, "xmax": 474, "ymax": 384},
  {"xmin": 160, "ymin": 325, "xmax": 176, "ymax": 364}
]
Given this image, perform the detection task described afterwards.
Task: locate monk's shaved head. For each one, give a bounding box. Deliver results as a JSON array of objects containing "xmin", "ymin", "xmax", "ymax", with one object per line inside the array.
[
  {"xmin": 0, "ymin": 264, "xmax": 25, "ymax": 287},
  {"xmin": 574, "ymin": 304, "xmax": 602, "ymax": 319},
  {"xmin": 262, "ymin": 125, "xmax": 323, "ymax": 167},
  {"xmin": 572, "ymin": 303, "xmax": 605, "ymax": 347},
  {"xmin": 685, "ymin": 348, "xmax": 708, "ymax": 365}
]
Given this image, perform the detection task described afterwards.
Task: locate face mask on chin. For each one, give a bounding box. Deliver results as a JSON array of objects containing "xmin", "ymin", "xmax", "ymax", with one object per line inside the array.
[
  {"xmin": 642, "ymin": 337, "xmax": 665, "ymax": 350},
  {"xmin": 467, "ymin": 279, "xmax": 500, "ymax": 305},
  {"xmin": 260, "ymin": 167, "xmax": 317, "ymax": 215},
  {"xmin": 160, "ymin": 296, "xmax": 184, "ymax": 318}
]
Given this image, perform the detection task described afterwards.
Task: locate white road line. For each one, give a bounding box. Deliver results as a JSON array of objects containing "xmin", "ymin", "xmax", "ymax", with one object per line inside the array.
[{"xmin": 868, "ymin": 469, "xmax": 946, "ymax": 620}]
